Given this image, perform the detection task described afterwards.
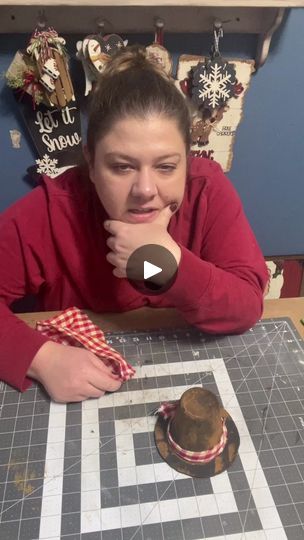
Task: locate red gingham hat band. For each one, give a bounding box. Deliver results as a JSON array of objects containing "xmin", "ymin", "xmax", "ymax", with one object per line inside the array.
[
  {"xmin": 36, "ymin": 307, "xmax": 135, "ymax": 382},
  {"xmin": 157, "ymin": 402, "xmax": 228, "ymax": 464}
]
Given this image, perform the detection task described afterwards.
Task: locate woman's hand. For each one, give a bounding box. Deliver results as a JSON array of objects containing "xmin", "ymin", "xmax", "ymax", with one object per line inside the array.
[
  {"xmin": 104, "ymin": 205, "xmax": 181, "ymax": 278},
  {"xmin": 28, "ymin": 341, "xmax": 122, "ymax": 402}
]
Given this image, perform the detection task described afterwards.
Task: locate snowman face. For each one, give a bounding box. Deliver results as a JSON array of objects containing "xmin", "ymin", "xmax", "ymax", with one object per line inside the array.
[
  {"xmin": 86, "ymin": 34, "xmax": 126, "ymax": 75},
  {"xmin": 87, "ymin": 39, "xmax": 108, "ymax": 74}
]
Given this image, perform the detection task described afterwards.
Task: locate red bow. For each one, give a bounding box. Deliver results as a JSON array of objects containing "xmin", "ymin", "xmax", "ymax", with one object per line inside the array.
[{"xmin": 17, "ymin": 70, "xmax": 41, "ymax": 110}]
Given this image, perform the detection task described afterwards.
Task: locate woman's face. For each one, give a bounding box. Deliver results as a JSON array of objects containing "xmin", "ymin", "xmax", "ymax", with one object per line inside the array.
[{"xmin": 87, "ymin": 114, "xmax": 187, "ymax": 223}]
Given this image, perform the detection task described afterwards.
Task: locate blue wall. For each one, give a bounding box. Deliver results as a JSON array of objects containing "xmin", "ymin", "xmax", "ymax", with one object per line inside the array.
[{"xmin": 0, "ymin": 9, "xmax": 303, "ymax": 256}]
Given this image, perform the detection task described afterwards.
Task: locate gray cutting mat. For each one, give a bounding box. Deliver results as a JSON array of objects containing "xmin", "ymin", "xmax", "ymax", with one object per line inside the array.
[{"xmin": 0, "ymin": 318, "xmax": 304, "ymax": 540}]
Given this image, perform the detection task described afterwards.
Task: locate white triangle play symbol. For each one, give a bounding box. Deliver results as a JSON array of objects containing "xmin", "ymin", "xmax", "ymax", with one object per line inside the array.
[{"xmin": 144, "ymin": 260, "xmax": 162, "ymax": 280}]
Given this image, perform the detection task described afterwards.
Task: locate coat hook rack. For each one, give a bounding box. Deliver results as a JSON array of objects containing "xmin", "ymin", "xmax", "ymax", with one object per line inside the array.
[{"xmin": 0, "ymin": 3, "xmax": 296, "ymax": 71}]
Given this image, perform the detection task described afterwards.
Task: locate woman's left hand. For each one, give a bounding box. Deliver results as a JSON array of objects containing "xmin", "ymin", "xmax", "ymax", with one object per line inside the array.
[{"xmin": 103, "ymin": 205, "xmax": 181, "ymax": 278}]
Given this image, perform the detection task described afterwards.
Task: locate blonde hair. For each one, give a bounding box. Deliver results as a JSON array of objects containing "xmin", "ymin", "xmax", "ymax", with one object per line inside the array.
[{"xmin": 87, "ymin": 45, "xmax": 191, "ymax": 156}]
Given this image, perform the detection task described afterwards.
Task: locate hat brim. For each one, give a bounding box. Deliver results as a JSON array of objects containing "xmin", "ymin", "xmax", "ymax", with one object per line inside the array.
[{"xmin": 154, "ymin": 411, "xmax": 240, "ymax": 478}]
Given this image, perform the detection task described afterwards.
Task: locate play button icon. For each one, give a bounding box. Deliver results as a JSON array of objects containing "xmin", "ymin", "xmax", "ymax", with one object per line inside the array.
[
  {"xmin": 144, "ymin": 261, "xmax": 162, "ymax": 280},
  {"xmin": 126, "ymin": 244, "xmax": 178, "ymax": 294}
]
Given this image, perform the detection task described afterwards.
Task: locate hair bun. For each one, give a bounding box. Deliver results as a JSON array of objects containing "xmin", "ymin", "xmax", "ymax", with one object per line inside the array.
[{"xmin": 102, "ymin": 44, "xmax": 171, "ymax": 80}]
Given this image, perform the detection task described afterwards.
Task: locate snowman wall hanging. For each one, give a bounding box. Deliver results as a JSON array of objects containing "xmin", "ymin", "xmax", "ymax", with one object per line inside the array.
[
  {"xmin": 76, "ymin": 25, "xmax": 128, "ymax": 96},
  {"xmin": 6, "ymin": 21, "xmax": 82, "ymax": 178}
]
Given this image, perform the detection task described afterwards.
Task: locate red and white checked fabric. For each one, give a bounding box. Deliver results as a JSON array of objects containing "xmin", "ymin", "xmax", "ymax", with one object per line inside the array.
[
  {"xmin": 36, "ymin": 307, "xmax": 135, "ymax": 381},
  {"xmin": 157, "ymin": 402, "xmax": 228, "ymax": 464}
]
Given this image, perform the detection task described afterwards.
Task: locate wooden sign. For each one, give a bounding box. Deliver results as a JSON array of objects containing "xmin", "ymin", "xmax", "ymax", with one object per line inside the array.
[
  {"xmin": 176, "ymin": 55, "xmax": 255, "ymax": 172},
  {"xmin": 18, "ymin": 100, "xmax": 82, "ymax": 174}
]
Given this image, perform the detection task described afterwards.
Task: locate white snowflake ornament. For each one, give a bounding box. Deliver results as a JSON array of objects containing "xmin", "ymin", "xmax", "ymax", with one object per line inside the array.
[
  {"xmin": 36, "ymin": 154, "xmax": 59, "ymax": 177},
  {"xmin": 191, "ymin": 58, "xmax": 236, "ymax": 111}
]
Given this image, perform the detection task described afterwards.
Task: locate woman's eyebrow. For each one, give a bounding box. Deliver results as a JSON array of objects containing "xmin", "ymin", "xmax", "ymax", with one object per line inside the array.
[
  {"xmin": 155, "ymin": 154, "xmax": 181, "ymax": 161},
  {"xmin": 105, "ymin": 153, "xmax": 136, "ymax": 161},
  {"xmin": 105, "ymin": 152, "xmax": 181, "ymax": 161}
]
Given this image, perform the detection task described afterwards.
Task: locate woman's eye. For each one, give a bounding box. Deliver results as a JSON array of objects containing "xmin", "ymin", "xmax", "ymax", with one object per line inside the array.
[
  {"xmin": 112, "ymin": 164, "xmax": 132, "ymax": 172},
  {"xmin": 158, "ymin": 164, "xmax": 176, "ymax": 173}
]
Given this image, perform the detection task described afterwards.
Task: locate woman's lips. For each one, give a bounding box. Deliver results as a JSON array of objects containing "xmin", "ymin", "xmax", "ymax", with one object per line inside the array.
[
  {"xmin": 127, "ymin": 208, "xmax": 159, "ymax": 223},
  {"xmin": 129, "ymin": 208, "xmax": 157, "ymax": 214}
]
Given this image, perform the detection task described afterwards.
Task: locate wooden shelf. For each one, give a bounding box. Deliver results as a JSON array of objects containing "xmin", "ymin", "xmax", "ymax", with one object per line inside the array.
[
  {"xmin": 0, "ymin": 1, "xmax": 301, "ymax": 67},
  {"xmin": 0, "ymin": 5, "xmax": 289, "ymax": 33},
  {"xmin": 0, "ymin": 1, "xmax": 303, "ymax": 7}
]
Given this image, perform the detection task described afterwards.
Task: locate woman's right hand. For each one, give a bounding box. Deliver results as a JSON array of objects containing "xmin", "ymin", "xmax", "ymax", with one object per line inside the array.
[{"xmin": 27, "ymin": 340, "xmax": 122, "ymax": 402}]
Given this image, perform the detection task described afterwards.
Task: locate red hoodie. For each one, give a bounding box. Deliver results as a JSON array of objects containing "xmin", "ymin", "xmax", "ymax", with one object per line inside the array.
[{"xmin": 0, "ymin": 157, "xmax": 268, "ymax": 391}]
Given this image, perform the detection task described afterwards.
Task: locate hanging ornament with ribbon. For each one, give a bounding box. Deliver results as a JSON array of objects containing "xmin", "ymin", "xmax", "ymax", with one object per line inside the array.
[
  {"xmin": 190, "ymin": 22, "xmax": 236, "ymax": 112},
  {"xmin": 26, "ymin": 26, "xmax": 75, "ymax": 108},
  {"xmin": 188, "ymin": 22, "xmax": 238, "ymax": 148},
  {"xmin": 4, "ymin": 19, "xmax": 73, "ymax": 111},
  {"xmin": 76, "ymin": 21, "xmax": 128, "ymax": 96},
  {"xmin": 5, "ymin": 14, "xmax": 82, "ymax": 177},
  {"xmin": 146, "ymin": 18, "xmax": 173, "ymax": 77}
]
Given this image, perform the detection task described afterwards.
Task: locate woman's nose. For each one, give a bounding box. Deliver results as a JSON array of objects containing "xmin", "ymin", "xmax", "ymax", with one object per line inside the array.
[{"xmin": 131, "ymin": 168, "xmax": 158, "ymax": 198}]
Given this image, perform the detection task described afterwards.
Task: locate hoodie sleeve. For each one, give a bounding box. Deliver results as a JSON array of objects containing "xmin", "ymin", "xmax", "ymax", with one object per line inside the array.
[
  {"xmin": 0, "ymin": 189, "xmax": 50, "ymax": 390},
  {"xmin": 165, "ymin": 161, "xmax": 269, "ymax": 334}
]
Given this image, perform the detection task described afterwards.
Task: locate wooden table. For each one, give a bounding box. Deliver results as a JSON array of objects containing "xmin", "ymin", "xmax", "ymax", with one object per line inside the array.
[{"xmin": 18, "ymin": 297, "xmax": 304, "ymax": 339}]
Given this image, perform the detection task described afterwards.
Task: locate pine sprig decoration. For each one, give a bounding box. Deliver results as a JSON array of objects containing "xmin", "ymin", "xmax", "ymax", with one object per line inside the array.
[{"xmin": 6, "ymin": 72, "xmax": 25, "ymax": 89}]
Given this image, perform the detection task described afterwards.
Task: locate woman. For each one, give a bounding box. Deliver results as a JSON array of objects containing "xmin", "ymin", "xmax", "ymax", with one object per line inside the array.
[{"xmin": 0, "ymin": 46, "xmax": 268, "ymax": 402}]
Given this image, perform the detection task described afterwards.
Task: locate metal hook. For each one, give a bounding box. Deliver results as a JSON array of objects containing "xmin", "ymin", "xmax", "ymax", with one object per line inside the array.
[
  {"xmin": 154, "ymin": 17, "xmax": 165, "ymax": 46},
  {"xmin": 214, "ymin": 19, "xmax": 223, "ymax": 31},
  {"xmin": 96, "ymin": 17, "xmax": 106, "ymax": 37},
  {"xmin": 37, "ymin": 9, "xmax": 47, "ymax": 30},
  {"xmin": 212, "ymin": 19, "xmax": 223, "ymax": 57},
  {"xmin": 154, "ymin": 17, "xmax": 165, "ymax": 30}
]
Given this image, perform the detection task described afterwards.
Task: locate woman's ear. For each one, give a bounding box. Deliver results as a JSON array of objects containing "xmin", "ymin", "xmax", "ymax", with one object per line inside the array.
[{"xmin": 82, "ymin": 144, "xmax": 94, "ymax": 183}]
